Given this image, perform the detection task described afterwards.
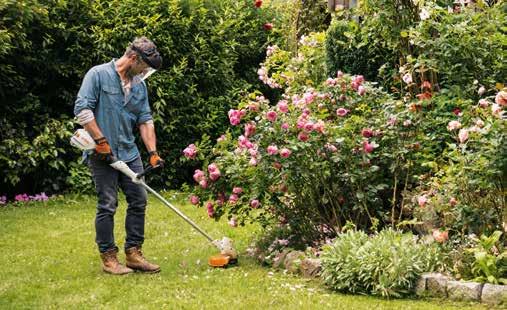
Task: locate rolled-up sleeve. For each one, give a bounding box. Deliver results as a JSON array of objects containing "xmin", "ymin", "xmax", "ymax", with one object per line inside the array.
[
  {"xmin": 137, "ymin": 84, "xmax": 153, "ymax": 124},
  {"xmin": 74, "ymin": 68, "xmax": 99, "ymax": 116}
]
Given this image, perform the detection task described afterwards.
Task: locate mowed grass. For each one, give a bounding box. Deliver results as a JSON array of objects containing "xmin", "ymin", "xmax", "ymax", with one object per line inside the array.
[{"xmin": 0, "ymin": 192, "xmax": 489, "ymax": 309}]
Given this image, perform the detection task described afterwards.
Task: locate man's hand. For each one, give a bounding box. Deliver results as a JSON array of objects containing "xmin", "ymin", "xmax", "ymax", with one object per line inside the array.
[
  {"xmin": 149, "ymin": 151, "xmax": 165, "ymax": 168},
  {"xmin": 94, "ymin": 137, "xmax": 112, "ymax": 161}
]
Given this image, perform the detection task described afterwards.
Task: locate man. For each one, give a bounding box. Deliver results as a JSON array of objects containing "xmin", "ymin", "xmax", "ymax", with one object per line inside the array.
[{"xmin": 74, "ymin": 37, "xmax": 164, "ymax": 275}]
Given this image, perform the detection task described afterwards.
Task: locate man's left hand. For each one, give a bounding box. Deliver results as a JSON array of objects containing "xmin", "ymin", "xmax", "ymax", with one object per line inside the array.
[{"xmin": 148, "ymin": 151, "xmax": 165, "ymax": 168}]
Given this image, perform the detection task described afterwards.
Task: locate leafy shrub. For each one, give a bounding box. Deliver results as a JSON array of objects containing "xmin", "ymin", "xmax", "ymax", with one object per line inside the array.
[
  {"xmin": 466, "ymin": 231, "xmax": 507, "ymax": 284},
  {"xmin": 320, "ymin": 229, "xmax": 442, "ymax": 298}
]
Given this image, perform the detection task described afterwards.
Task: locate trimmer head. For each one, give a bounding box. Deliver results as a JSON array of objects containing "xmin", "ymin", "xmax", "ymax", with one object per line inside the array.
[{"xmin": 209, "ymin": 237, "xmax": 238, "ymax": 267}]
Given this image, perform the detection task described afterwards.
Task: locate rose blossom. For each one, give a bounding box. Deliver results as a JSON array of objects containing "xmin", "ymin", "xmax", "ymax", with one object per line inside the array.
[
  {"xmin": 357, "ymin": 85, "xmax": 366, "ymax": 96},
  {"xmin": 362, "ymin": 141, "xmax": 375, "ymax": 153},
  {"xmin": 250, "ymin": 199, "xmax": 260, "ymax": 208},
  {"xmin": 447, "ymin": 120, "xmax": 462, "ymax": 131},
  {"xmin": 478, "ymin": 86, "xmax": 486, "ymax": 96},
  {"xmin": 232, "ymin": 187, "xmax": 243, "ymax": 195},
  {"xmin": 298, "ymin": 131, "xmax": 309, "ymax": 142},
  {"xmin": 418, "ymin": 195, "xmax": 428, "ymax": 207},
  {"xmin": 479, "ymin": 99, "xmax": 489, "ymax": 108},
  {"xmin": 281, "ymin": 122, "xmax": 289, "ymax": 130},
  {"xmin": 193, "ymin": 169, "xmax": 205, "ymax": 182},
  {"xmin": 244, "ymin": 122, "xmax": 256, "ymax": 138},
  {"xmin": 183, "ymin": 144, "xmax": 198, "ymax": 159},
  {"xmin": 433, "ymin": 229, "xmax": 449, "ymax": 243},
  {"xmin": 266, "ymin": 110, "xmax": 278, "ymax": 122},
  {"xmin": 267, "ymin": 145, "xmax": 278, "ymax": 155},
  {"xmin": 228, "ymin": 217, "xmax": 238, "ymax": 227},
  {"xmin": 206, "ymin": 202, "xmax": 214, "ymax": 217},
  {"xmin": 361, "ymin": 128, "xmax": 373, "ymax": 138},
  {"xmin": 336, "ymin": 108, "xmax": 349, "ymax": 117},
  {"xmin": 495, "ymin": 90, "xmax": 507, "ymax": 106},
  {"xmin": 190, "ymin": 195, "xmax": 199, "ymax": 205},
  {"xmin": 458, "ymin": 129, "xmax": 469, "ymax": 144},
  {"xmin": 277, "ymin": 100, "xmax": 289, "ymax": 113},
  {"xmin": 279, "ymin": 148, "xmax": 291, "ymax": 158},
  {"xmin": 449, "ymin": 197, "xmax": 457, "ymax": 206}
]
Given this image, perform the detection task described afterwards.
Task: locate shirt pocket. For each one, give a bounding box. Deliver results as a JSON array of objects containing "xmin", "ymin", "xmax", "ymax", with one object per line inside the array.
[
  {"xmin": 101, "ymin": 85, "xmax": 123, "ymax": 106},
  {"xmin": 125, "ymin": 90, "xmax": 146, "ymax": 115}
]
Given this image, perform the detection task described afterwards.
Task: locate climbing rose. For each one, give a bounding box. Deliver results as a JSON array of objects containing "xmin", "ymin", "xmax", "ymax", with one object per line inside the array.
[
  {"xmin": 361, "ymin": 128, "xmax": 373, "ymax": 138},
  {"xmin": 193, "ymin": 169, "xmax": 205, "ymax": 182},
  {"xmin": 267, "ymin": 145, "xmax": 278, "ymax": 155},
  {"xmin": 357, "ymin": 85, "xmax": 366, "ymax": 96},
  {"xmin": 432, "ymin": 229, "xmax": 449, "ymax": 243},
  {"xmin": 250, "ymin": 199, "xmax": 260, "ymax": 209},
  {"xmin": 298, "ymin": 131, "xmax": 309, "ymax": 142},
  {"xmin": 280, "ymin": 148, "xmax": 291, "ymax": 158},
  {"xmin": 458, "ymin": 129, "xmax": 469, "ymax": 144},
  {"xmin": 479, "ymin": 99, "xmax": 489, "ymax": 108},
  {"xmin": 266, "ymin": 110, "xmax": 278, "ymax": 122},
  {"xmin": 244, "ymin": 122, "xmax": 256, "ymax": 138},
  {"xmin": 281, "ymin": 122, "xmax": 289, "ymax": 130},
  {"xmin": 495, "ymin": 90, "xmax": 507, "ymax": 106},
  {"xmin": 447, "ymin": 120, "xmax": 462, "ymax": 131},
  {"xmin": 336, "ymin": 108, "xmax": 349, "ymax": 117},
  {"xmin": 418, "ymin": 195, "xmax": 428, "ymax": 207},
  {"xmin": 199, "ymin": 179, "xmax": 208, "ymax": 189},
  {"xmin": 362, "ymin": 141, "xmax": 375, "ymax": 153},
  {"xmin": 190, "ymin": 195, "xmax": 199, "ymax": 205},
  {"xmin": 232, "ymin": 187, "xmax": 243, "ymax": 194},
  {"xmin": 183, "ymin": 144, "xmax": 197, "ymax": 159},
  {"xmin": 206, "ymin": 202, "xmax": 214, "ymax": 217},
  {"xmin": 277, "ymin": 100, "xmax": 289, "ymax": 113}
]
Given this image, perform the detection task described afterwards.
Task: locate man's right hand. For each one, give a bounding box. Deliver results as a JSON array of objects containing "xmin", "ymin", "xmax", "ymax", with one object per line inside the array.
[{"xmin": 94, "ymin": 137, "xmax": 112, "ymax": 161}]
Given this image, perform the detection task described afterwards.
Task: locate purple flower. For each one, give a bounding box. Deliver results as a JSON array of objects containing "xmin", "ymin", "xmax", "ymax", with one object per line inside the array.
[
  {"xmin": 15, "ymin": 194, "xmax": 29, "ymax": 202},
  {"xmin": 0, "ymin": 196, "xmax": 6, "ymax": 205}
]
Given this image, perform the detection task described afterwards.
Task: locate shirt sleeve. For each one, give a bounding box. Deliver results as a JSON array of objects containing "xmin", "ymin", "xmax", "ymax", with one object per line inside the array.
[
  {"xmin": 74, "ymin": 68, "xmax": 99, "ymax": 116},
  {"xmin": 137, "ymin": 83, "xmax": 153, "ymax": 124}
]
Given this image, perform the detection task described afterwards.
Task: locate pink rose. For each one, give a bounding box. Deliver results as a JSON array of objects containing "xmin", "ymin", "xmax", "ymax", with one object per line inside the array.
[
  {"xmin": 418, "ymin": 195, "xmax": 428, "ymax": 207},
  {"xmin": 357, "ymin": 85, "xmax": 366, "ymax": 96},
  {"xmin": 249, "ymin": 157, "xmax": 258, "ymax": 166},
  {"xmin": 432, "ymin": 229, "xmax": 449, "ymax": 243},
  {"xmin": 190, "ymin": 195, "xmax": 199, "ymax": 205},
  {"xmin": 217, "ymin": 135, "xmax": 226, "ymax": 142},
  {"xmin": 336, "ymin": 71, "xmax": 344, "ymax": 78},
  {"xmin": 228, "ymin": 217, "xmax": 238, "ymax": 227},
  {"xmin": 209, "ymin": 171, "xmax": 221, "ymax": 181},
  {"xmin": 281, "ymin": 122, "xmax": 290, "ymax": 130},
  {"xmin": 193, "ymin": 169, "xmax": 205, "ymax": 182},
  {"xmin": 266, "ymin": 110, "xmax": 278, "ymax": 122},
  {"xmin": 229, "ymin": 194, "xmax": 239, "ymax": 204},
  {"xmin": 492, "ymin": 103, "xmax": 502, "ymax": 117},
  {"xmin": 402, "ymin": 73, "xmax": 413, "ymax": 84},
  {"xmin": 458, "ymin": 129, "xmax": 469, "ymax": 144},
  {"xmin": 362, "ymin": 141, "xmax": 375, "ymax": 153},
  {"xmin": 228, "ymin": 109, "xmax": 242, "ymax": 126},
  {"xmin": 298, "ymin": 131, "xmax": 309, "ymax": 142},
  {"xmin": 279, "ymin": 148, "xmax": 291, "ymax": 158},
  {"xmin": 325, "ymin": 143, "xmax": 337, "ymax": 152},
  {"xmin": 336, "ymin": 108, "xmax": 349, "ymax": 117},
  {"xmin": 199, "ymin": 179, "xmax": 208, "ymax": 189},
  {"xmin": 232, "ymin": 187, "xmax": 243, "ymax": 194},
  {"xmin": 478, "ymin": 86, "xmax": 486, "ymax": 96},
  {"xmin": 206, "ymin": 202, "xmax": 214, "ymax": 217},
  {"xmin": 447, "ymin": 120, "xmax": 462, "ymax": 131},
  {"xmin": 208, "ymin": 163, "xmax": 218, "ymax": 173},
  {"xmin": 304, "ymin": 121, "xmax": 314, "ymax": 132},
  {"xmin": 277, "ymin": 100, "xmax": 289, "ymax": 113},
  {"xmin": 244, "ymin": 122, "xmax": 256, "ymax": 138},
  {"xmin": 479, "ymin": 99, "xmax": 489, "ymax": 108},
  {"xmin": 250, "ymin": 199, "xmax": 260, "ymax": 209},
  {"xmin": 267, "ymin": 145, "xmax": 278, "ymax": 155},
  {"xmin": 361, "ymin": 128, "xmax": 373, "ymax": 138},
  {"xmin": 449, "ymin": 197, "xmax": 457, "ymax": 206},
  {"xmin": 303, "ymin": 92, "xmax": 315, "ymax": 104},
  {"xmin": 314, "ymin": 120, "xmax": 325, "ymax": 133},
  {"xmin": 183, "ymin": 144, "xmax": 198, "ymax": 159},
  {"xmin": 495, "ymin": 90, "xmax": 507, "ymax": 106}
]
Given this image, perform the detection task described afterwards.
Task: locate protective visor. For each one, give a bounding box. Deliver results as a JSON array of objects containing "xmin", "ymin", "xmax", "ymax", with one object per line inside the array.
[{"xmin": 139, "ymin": 67, "xmax": 157, "ymax": 81}]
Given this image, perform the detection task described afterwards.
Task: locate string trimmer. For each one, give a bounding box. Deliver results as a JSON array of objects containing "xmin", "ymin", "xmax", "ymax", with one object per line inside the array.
[{"xmin": 71, "ymin": 129, "xmax": 238, "ymax": 267}]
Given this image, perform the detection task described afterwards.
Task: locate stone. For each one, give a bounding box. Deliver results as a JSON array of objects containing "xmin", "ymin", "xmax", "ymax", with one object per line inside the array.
[
  {"xmin": 425, "ymin": 272, "xmax": 451, "ymax": 297},
  {"xmin": 446, "ymin": 281, "xmax": 483, "ymax": 301},
  {"xmin": 283, "ymin": 250, "xmax": 305, "ymax": 274},
  {"xmin": 415, "ymin": 275, "xmax": 427, "ymax": 297},
  {"xmin": 272, "ymin": 248, "xmax": 291, "ymax": 269},
  {"xmin": 300, "ymin": 258, "xmax": 321, "ymax": 278},
  {"xmin": 481, "ymin": 283, "xmax": 507, "ymax": 306}
]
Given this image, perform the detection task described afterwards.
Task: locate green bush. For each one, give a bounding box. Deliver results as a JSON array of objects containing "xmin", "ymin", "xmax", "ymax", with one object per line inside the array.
[{"xmin": 320, "ymin": 229, "xmax": 442, "ymax": 298}]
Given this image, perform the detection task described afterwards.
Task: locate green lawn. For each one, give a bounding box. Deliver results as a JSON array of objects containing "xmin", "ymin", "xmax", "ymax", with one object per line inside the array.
[{"xmin": 0, "ymin": 192, "xmax": 489, "ymax": 309}]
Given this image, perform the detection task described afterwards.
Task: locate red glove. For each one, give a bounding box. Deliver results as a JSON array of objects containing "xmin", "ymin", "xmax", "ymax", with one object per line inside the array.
[
  {"xmin": 149, "ymin": 151, "xmax": 165, "ymax": 168},
  {"xmin": 94, "ymin": 137, "xmax": 112, "ymax": 161}
]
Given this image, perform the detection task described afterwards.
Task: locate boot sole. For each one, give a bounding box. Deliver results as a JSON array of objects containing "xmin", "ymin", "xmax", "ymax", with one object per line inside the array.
[
  {"xmin": 127, "ymin": 266, "xmax": 161, "ymax": 274},
  {"xmin": 102, "ymin": 269, "xmax": 134, "ymax": 275}
]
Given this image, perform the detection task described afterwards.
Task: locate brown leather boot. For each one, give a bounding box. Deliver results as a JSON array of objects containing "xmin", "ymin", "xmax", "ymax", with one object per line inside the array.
[
  {"xmin": 125, "ymin": 246, "xmax": 161, "ymax": 273},
  {"xmin": 100, "ymin": 248, "xmax": 134, "ymax": 275}
]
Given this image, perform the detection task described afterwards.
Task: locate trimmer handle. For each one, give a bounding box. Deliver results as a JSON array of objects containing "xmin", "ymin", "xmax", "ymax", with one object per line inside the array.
[{"xmin": 136, "ymin": 164, "xmax": 162, "ymax": 179}]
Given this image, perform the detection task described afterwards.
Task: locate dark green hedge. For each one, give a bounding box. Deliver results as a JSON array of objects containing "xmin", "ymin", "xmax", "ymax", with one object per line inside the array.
[{"xmin": 0, "ymin": 0, "xmax": 276, "ymax": 195}]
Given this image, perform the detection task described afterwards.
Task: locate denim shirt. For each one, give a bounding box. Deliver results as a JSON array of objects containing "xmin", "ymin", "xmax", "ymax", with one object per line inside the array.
[{"xmin": 74, "ymin": 59, "xmax": 153, "ymax": 162}]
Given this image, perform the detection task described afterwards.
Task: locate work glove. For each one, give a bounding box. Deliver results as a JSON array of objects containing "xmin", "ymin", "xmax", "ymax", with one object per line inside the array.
[
  {"xmin": 94, "ymin": 137, "xmax": 113, "ymax": 161},
  {"xmin": 148, "ymin": 151, "xmax": 165, "ymax": 168}
]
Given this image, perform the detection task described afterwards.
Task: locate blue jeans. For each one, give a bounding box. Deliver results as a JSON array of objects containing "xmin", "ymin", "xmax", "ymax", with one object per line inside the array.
[{"xmin": 88, "ymin": 156, "xmax": 147, "ymax": 253}]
